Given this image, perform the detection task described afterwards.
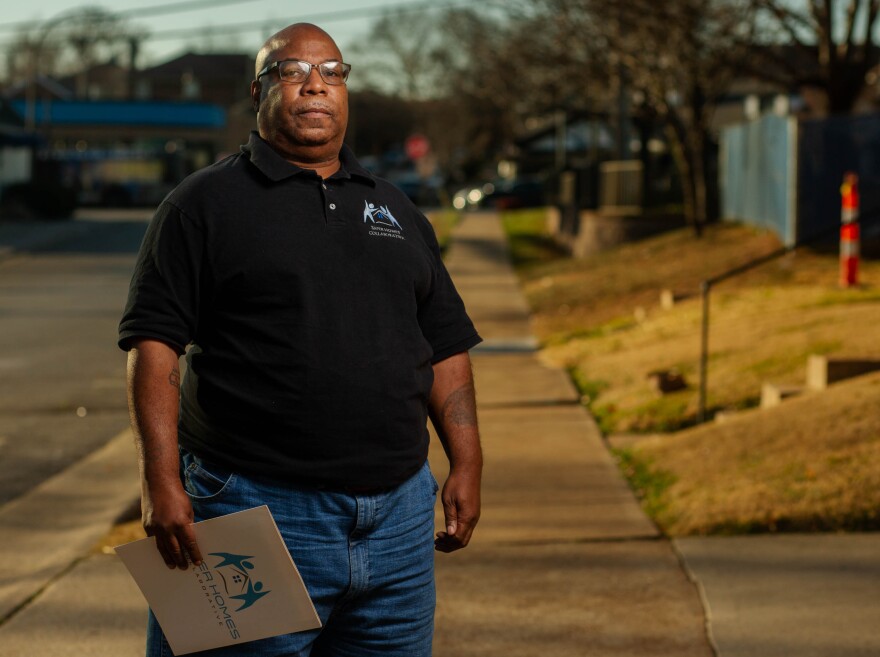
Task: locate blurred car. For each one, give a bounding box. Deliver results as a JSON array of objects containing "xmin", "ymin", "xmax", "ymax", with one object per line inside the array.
[
  {"xmin": 452, "ymin": 178, "xmax": 546, "ymax": 211},
  {"xmin": 387, "ymin": 171, "xmax": 444, "ymax": 208},
  {"xmin": 452, "ymin": 182, "xmax": 496, "ymax": 210},
  {"xmin": 482, "ymin": 178, "xmax": 545, "ymax": 210}
]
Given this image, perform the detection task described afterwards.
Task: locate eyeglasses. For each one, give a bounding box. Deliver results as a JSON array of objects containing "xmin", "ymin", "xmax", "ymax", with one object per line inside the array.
[{"xmin": 256, "ymin": 59, "xmax": 351, "ymax": 86}]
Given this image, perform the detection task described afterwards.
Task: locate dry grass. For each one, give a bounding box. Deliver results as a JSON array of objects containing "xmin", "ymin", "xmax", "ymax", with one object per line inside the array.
[
  {"xmin": 543, "ymin": 282, "xmax": 880, "ymax": 432},
  {"xmin": 625, "ymin": 372, "xmax": 880, "ymax": 535},
  {"xmin": 505, "ymin": 215, "xmax": 880, "ymax": 432},
  {"xmin": 502, "ymin": 211, "xmax": 880, "ymax": 534},
  {"xmin": 92, "ymin": 519, "xmax": 146, "ymax": 554},
  {"xmin": 519, "ymin": 221, "xmax": 785, "ymax": 344}
]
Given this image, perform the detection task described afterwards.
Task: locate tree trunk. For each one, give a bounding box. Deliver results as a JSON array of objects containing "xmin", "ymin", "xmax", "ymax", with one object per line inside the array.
[
  {"xmin": 689, "ymin": 124, "xmax": 708, "ymax": 237},
  {"xmin": 665, "ymin": 115, "xmax": 708, "ymax": 237}
]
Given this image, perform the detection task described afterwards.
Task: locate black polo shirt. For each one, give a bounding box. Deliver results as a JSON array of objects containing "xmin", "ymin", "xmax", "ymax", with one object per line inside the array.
[{"xmin": 119, "ymin": 132, "xmax": 481, "ymax": 489}]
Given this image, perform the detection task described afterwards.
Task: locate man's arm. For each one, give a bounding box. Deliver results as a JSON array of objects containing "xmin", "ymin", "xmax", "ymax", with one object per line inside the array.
[
  {"xmin": 127, "ymin": 338, "xmax": 202, "ymax": 570},
  {"xmin": 428, "ymin": 351, "xmax": 482, "ymax": 553}
]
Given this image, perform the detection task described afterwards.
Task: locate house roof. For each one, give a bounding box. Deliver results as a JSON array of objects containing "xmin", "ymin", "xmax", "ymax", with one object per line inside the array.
[{"xmin": 140, "ymin": 52, "xmax": 254, "ymax": 80}]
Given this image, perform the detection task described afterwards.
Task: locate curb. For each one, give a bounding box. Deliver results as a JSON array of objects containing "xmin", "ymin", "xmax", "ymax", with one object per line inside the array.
[
  {"xmin": 0, "ymin": 429, "xmax": 139, "ymax": 624},
  {"xmin": 0, "ymin": 220, "xmax": 95, "ymax": 263}
]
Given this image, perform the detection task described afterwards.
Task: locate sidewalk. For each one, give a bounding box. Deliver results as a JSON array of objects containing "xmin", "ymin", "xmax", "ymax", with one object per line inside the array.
[
  {"xmin": 0, "ymin": 211, "xmax": 877, "ymax": 655},
  {"xmin": 431, "ymin": 212, "xmax": 711, "ymax": 656}
]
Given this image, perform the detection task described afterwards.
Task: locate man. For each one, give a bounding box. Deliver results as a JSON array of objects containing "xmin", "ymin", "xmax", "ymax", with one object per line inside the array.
[{"xmin": 119, "ymin": 22, "xmax": 482, "ymax": 657}]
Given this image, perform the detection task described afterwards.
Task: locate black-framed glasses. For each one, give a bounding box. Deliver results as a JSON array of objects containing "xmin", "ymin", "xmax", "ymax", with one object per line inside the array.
[{"xmin": 256, "ymin": 59, "xmax": 351, "ymax": 85}]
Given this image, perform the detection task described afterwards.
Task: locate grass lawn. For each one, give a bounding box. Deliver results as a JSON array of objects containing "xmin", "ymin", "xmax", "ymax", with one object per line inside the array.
[
  {"xmin": 425, "ymin": 209, "xmax": 461, "ymax": 253},
  {"xmin": 501, "ymin": 208, "xmax": 880, "ymax": 534},
  {"xmin": 622, "ymin": 372, "xmax": 880, "ymax": 535}
]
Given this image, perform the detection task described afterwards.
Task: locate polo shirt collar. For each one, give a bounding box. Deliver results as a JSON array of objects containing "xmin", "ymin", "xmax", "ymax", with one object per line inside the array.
[{"xmin": 243, "ymin": 131, "xmax": 376, "ymax": 186}]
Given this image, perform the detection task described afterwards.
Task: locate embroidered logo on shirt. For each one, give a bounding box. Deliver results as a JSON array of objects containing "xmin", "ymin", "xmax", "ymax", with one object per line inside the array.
[{"xmin": 363, "ymin": 200, "xmax": 405, "ymax": 240}]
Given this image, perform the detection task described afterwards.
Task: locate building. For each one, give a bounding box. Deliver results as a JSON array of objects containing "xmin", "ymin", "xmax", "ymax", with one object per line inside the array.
[{"xmin": 2, "ymin": 52, "xmax": 258, "ymax": 208}]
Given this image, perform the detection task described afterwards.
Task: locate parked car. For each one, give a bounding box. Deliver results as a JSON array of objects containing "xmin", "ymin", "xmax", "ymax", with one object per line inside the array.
[
  {"xmin": 482, "ymin": 178, "xmax": 545, "ymax": 210},
  {"xmin": 452, "ymin": 182, "xmax": 495, "ymax": 210},
  {"xmin": 452, "ymin": 178, "xmax": 546, "ymax": 211},
  {"xmin": 387, "ymin": 171, "xmax": 444, "ymax": 208}
]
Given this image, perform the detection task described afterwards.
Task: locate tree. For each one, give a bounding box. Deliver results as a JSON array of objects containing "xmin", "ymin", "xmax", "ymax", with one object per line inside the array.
[
  {"xmin": 756, "ymin": 0, "xmax": 880, "ymax": 114},
  {"xmin": 4, "ymin": 7, "xmax": 144, "ymax": 102},
  {"xmin": 352, "ymin": 8, "xmax": 529, "ymax": 181},
  {"xmin": 531, "ymin": 0, "xmax": 760, "ymax": 234},
  {"xmin": 348, "ymin": 8, "xmax": 446, "ymax": 100}
]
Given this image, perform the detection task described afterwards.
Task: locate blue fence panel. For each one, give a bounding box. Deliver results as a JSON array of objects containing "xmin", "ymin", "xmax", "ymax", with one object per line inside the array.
[{"xmin": 721, "ymin": 115, "xmax": 795, "ymax": 245}]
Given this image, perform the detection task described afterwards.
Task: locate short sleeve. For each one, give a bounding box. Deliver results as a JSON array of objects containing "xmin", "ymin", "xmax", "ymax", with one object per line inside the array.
[
  {"xmin": 417, "ymin": 225, "xmax": 482, "ymax": 363},
  {"xmin": 118, "ymin": 201, "xmax": 205, "ymax": 353}
]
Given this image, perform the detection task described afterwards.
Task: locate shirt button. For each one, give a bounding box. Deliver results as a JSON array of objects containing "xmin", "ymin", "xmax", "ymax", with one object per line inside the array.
[{"xmin": 329, "ymin": 203, "xmax": 336, "ymax": 210}]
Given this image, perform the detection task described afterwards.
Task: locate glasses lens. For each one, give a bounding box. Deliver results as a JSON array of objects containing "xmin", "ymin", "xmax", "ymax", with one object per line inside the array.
[
  {"xmin": 277, "ymin": 60, "xmax": 310, "ymax": 83},
  {"xmin": 318, "ymin": 62, "xmax": 349, "ymax": 85},
  {"xmin": 273, "ymin": 60, "xmax": 350, "ymax": 85}
]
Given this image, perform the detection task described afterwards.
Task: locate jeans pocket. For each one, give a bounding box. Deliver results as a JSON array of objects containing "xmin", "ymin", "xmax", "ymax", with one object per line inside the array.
[
  {"xmin": 425, "ymin": 461, "xmax": 440, "ymax": 496},
  {"xmin": 181, "ymin": 449, "xmax": 236, "ymax": 501}
]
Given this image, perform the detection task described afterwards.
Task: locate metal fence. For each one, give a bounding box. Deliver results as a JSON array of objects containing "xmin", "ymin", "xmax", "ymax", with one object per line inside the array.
[
  {"xmin": 721, "ymin": 112, "xmax": 880, "ymax": 246},
  {"xmin": 720, "ymin": 115, "xmax": 797, "ymax": 245},
  {"xmin": 599, "ymin": 160, "xmax": 643, "ymax": 214}
]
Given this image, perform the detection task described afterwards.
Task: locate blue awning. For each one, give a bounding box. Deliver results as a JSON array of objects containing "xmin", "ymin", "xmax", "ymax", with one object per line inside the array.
[{"xmin": 9, "ymin": 100, "xmax": 226, "ymax": 128}]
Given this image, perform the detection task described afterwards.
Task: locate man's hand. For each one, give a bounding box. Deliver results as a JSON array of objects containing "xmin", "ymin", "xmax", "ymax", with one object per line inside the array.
[
  {"xmin": 142, "ymin": 480, "xmax": 203, "ymax": 570},
  {"xmin": 434, "ymin": 463, "xmax": 481, "ymax": 553},
  {"xmin": 429, "ymin": 351, "xmax": 482, "ymax": 553}
]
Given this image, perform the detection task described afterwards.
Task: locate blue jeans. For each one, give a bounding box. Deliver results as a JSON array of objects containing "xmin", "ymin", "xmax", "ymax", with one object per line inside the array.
[{"xmin": 146, "ymin": 448, "xmax": 438, "ymax": 656}]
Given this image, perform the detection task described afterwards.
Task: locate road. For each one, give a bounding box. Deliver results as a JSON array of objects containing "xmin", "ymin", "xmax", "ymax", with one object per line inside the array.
[{"xmin": 0, "ymin": 214, "xmax": 150, "ymax": 507}]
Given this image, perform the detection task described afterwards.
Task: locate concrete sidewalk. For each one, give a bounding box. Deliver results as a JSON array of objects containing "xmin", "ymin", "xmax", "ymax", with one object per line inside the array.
[
  {"xmin": 430, "ymin": 212, "xmax": 711, "ymax": 656},
  {"xmin": 1, "ymin": 212, "xmax": 878, "ymax": 655}
]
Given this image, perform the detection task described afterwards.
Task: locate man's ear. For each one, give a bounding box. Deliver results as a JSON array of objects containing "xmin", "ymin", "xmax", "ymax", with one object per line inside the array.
[{"xmin": 250, "ymin": 80, "xmax": 261, "ymax": 113}]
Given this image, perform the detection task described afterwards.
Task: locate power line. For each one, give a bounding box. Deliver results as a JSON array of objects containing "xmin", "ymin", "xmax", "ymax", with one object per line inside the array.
[
  {"xmin": 0, "ymin": 0, "xmax": 476, "ymax": 49},
  {"xmin": 122, "ymin": 0, "xmax": 265, "ymax": 19},
  {"xmin": 0, "ymin": 0, "xmax": 472, "ymax": 35},
  {"xmin": 145, "ymin": 1, "xmax": 472, "ymax": 42},
  {"xmin": 0, "ymin": 0, "xmax": 265, "ymax": 33}
]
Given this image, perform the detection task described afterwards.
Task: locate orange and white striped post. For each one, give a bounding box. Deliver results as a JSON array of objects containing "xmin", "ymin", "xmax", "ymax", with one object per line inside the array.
[{"xmin": 840, "ymin": 172, "xmax": 860, "ymax": 288}]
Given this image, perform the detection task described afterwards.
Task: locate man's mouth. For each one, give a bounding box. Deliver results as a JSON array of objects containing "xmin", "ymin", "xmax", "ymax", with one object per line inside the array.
[{"xmin": 296, "ymin": 106, "xmax": 332, "ymax": 119}]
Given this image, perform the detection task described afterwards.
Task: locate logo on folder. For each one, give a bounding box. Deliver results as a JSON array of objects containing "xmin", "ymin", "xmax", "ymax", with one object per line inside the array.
[
  {"xmin": 209, "ymin": 552, "xmax": 271, "ymax": 611},
  {"xmin": 194, "ymin": 550, "xmax": 273, "ymax": 640}
]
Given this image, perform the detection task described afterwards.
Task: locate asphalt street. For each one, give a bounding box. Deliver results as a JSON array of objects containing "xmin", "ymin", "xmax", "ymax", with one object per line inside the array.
[{"xmin": 0, "ymin": 214, "xmax": 148, "ymax": 505}]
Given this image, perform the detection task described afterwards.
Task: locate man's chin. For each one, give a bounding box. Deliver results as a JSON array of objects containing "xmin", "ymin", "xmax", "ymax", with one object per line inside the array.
[{"xmin": 288, "ymin": 128, "xmax": 336, "ymax": 147}]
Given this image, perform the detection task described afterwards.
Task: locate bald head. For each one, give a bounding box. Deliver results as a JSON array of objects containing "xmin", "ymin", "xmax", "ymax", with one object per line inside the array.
[
  {"xmin": 255, "ymin": 23, "xmax": 342, "ymax": 77},
  {"xmin": 250, "ymin": 22, "xmax": 349, "ymax": 176}
]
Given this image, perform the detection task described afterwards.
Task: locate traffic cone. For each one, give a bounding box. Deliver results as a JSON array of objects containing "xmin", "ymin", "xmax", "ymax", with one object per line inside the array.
[{"xmin": 840, "ymin": 172, "xmax": 859, "ymax": 288}]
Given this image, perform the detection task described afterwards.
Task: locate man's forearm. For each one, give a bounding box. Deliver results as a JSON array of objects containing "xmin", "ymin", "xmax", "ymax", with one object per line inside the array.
[
  {"xmin": 127, "ymin": 339, "xmax": 182, "ymax": 487},
  {"xmin": 127, "ymin": 338, "xmax": 202, "ymax": 569},
  {"xmin": 429, "ymin": 351, "xmax": 482, "ymax": 552},
  {"xmin": 428, "ymin": 352, "xmax": 481, "ymax": 461}
]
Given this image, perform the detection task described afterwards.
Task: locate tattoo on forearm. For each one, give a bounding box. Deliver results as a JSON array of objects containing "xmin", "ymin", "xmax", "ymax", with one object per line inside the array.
[
  {"xmin": 169, "ymin": 366, "xmax": 180, "ymax": 389},
  {"xmin": 441, "ymin": 383, "xmax": 477, "ymax": 427}
]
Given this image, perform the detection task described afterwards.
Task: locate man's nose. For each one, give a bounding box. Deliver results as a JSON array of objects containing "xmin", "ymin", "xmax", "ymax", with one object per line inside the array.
[{"xmin": 300, "ymin": 67, "xmax": 327, "ymax": 94}]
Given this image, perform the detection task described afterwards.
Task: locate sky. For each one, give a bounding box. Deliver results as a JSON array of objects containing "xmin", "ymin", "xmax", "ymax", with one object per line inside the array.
[{"xmin": 0, "ymin": 0, "xmax": 447, "ymax": 67}]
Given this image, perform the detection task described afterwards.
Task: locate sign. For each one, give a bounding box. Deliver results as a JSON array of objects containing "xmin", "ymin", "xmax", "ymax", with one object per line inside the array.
[
  {"xmin": 405, "ymin": 133, "xmax": 430, "ymax": 160},
  {"xmin": 116, "ymin": 506, "xmax": 320, "ymax": 655}
]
